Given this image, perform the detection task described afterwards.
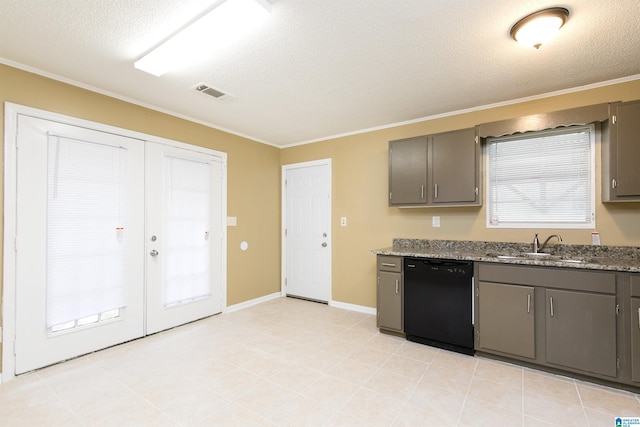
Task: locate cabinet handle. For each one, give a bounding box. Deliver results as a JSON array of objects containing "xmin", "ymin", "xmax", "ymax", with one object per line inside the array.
[
  {"xmin": 395, "ymin": 279, "xmax": 399, "ymax": 294},
  {"xmin": 550, "ymin": 296, "xmax": 554, "ymax": 318},
  {"xmin": 381, "ymin": 263, "xmax": 396, "ymax": 267},
  {"xmin": 612, "ymin": 178, "xmax": 617, "ymax": 189},
  {"xmin": 421, "ymin": 185, "xmax": 424, "ymax": 199},
  {"xmin": 527, "ymin": 294, "xmax": 531, "ymax": 314},
  {"xmin": 434, "ymin": 183, "xmax": 438, "ymax": 199}
]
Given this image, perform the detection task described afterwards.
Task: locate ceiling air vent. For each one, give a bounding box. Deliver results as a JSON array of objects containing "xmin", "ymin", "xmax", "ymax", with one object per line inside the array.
[{"xmin": 193, "ymin": 83, "xmax": 233, "ymax": 101}]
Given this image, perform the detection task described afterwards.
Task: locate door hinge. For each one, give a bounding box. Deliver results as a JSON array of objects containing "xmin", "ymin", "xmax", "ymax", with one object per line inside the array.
[
  {"xmin": 284, "ymin": 228, "xmax": 287, "ymax": 237},
  {"xmin": 389, "ymin": 192, "xmax": 392, "ymax": 200},
  {"xmin": 476, "ymin": 287, "xmax": 479, "ymax": 297},
  {"xmin": 616, "ymin": 304, "xmax": 620, "ymax": 316},
  {"xmin": 474, "ymin": 136, "xmax": 479, "ymax": 144},
  {"xmin": 617, "ymin": 358, "xmax": 620, "ymax": 370},
  {"xmin": 474, "ymin": 187, "xmax": 479, "ymax": 195},
  {"xmin": 612, "ymin": 115, "xmax": 617, "ymax": 125},
  {"xmin": 284, "ymin": 278, "xmax": 287, "ymax": 287},
  {"xmin": 14, "ymin": 236, "xmax": 18, "ymax": 252},
  {"xmin": 377, "ymin": 276, "xmax": 380, "ymax": 285}
]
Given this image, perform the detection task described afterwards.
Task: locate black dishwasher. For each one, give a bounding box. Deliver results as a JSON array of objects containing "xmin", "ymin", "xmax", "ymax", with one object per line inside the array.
[{"xmin": 404, "ymin": 258, "xmax": 474, "ymax": 355}]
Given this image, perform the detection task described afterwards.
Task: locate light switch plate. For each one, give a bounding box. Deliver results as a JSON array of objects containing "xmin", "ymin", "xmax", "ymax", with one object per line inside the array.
[
  {"xmin": 227, "ymin": 216, "xmax": 237, "ymax": 226},
  {"xmin": 432, "ymin": 216, "xmax": 441, "ymax": 227}
]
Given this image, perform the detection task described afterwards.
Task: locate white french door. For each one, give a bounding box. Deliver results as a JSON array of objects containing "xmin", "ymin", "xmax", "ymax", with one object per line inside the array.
[
  {"xmin": 283, "ymin": 160, "xmax": 331, "ymax": 302},
  {"xmin": 10, "ymin": 110, "xmax": 225, "ymax": 375},
  {"xmin": 14, "ymin": 116, "xmax": 146, "ymax": 374},
  {"xmin": 145, "ymin": 142, "xmax": 224, "ymax": 334}
]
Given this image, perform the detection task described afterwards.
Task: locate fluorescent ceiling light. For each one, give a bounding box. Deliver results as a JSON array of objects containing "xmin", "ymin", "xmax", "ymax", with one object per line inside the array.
[
  {"xmin": 510, "ymin": 7, "xmax": 569, "ymax": 49},
  {"xmin": 135, "ymin": 0, "xmax": 270, "ymax": 76}
]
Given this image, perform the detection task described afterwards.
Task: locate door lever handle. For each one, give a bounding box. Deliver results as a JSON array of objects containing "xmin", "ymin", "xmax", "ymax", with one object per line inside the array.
[{"xmin": 150, "ymin": 250, "xmax": 159, "ymax": 256}]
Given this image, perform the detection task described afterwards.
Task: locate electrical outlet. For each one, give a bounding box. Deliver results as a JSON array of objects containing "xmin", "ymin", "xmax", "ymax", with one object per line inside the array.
[
  {"xmin": 340, "ymin": 217, "xmax": 347, "ymax": 227},
  {"xmin": 432, "ymin": 216, "xmax": 441, "ymax": 228}
]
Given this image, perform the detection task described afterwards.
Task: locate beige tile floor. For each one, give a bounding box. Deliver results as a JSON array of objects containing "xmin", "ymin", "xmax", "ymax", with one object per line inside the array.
[{"xmin": 1, "ymin": 296, "xmax": 639, "ymax": 426}]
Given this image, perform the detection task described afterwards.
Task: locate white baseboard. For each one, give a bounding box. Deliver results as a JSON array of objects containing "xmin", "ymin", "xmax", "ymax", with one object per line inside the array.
[
  {"xmin": 225, "ymin": 292, "xmax": 281, "ymax": 313},
  {"xmin": 329, "ymin": 300, "xmax": 376, "ymax": 315}
]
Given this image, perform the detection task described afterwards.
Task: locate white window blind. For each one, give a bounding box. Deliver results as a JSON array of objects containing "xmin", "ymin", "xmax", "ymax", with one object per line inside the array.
[
  {"xmin": 163, "ymin": 157, "xmax": 212, "ymax": 307},
  {"xmin": 47, "ymin": 135, "xmax": 128, "ymax": 328},
  {"xmin": 486, "ymin": 125, "xmax": 595, "ymax": 229}
]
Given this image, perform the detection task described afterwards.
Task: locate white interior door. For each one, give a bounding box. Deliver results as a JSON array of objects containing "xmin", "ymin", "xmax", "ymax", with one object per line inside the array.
[
  {"xmin": 145, "ymin": 142, "xmax": 225, "ymax": 334},
  {"xmin": 14, "ymin": 115, "xmax": 145, "ymax": 374},
  {"xmin": 283, "ymin": 160, "xmax": 331, "ymax": 302}
]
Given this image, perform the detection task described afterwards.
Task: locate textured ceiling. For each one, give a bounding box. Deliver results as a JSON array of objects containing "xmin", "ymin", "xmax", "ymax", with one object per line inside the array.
[{"xmin": 1, "ymin": 0, "xmax": 639, "ymax": 146}]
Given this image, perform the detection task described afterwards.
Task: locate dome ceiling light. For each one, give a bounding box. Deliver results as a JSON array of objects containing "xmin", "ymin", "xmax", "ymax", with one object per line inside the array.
[{"xmin": 510, "ymin": 7, "xmax": 570, "ymax": 49}]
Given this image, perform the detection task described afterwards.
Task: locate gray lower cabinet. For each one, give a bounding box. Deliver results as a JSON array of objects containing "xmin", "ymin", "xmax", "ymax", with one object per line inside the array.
[
  {"xmin": 631, "ymin": 275, "xmax": 640, "ymax": 383},
  {"xmin": 476, "ymin": 262, "xmax": 622, "ymax": 384},
  {"xmin": 632, "ymin": 297, "xmax": 640, "ymax": 383},
  {"xmin": 545, "ymin": 289, "xmax": 617, "ymax": 377},
  {"xmin": 477, "ymin": 281, "xmax": 535, "ymax": 359},
  {"xmin": 377, "ymin": 256, "xmax": 403, "ymax": 333}
]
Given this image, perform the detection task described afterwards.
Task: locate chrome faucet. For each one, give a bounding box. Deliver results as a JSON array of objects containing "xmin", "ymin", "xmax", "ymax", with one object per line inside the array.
[{"xmin": 533, "ymin": 233, "xmax": 563, "ymax": 253}]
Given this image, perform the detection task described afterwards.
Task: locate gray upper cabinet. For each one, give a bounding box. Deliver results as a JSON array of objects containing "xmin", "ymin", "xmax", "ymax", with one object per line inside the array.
[
  {"xmin": 389, "ymin": 128, "xmax": 480, "ymax": 207},
  {"xmin": 429, "ymin": 128, "xmax": 479, "ymax": 204},
  {"xmin": 388, "ymin": 136, "xmax": 428, "ymax": 205},
  {"xmin": 602, "ymin": 100, "xmax": 640, "ymax": 202}
]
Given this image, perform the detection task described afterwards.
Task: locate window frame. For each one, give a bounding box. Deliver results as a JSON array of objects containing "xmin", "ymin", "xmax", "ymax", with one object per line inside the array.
[{"xmin": 485, "ymin": 124, "xmax": 596, "ymax": 229}]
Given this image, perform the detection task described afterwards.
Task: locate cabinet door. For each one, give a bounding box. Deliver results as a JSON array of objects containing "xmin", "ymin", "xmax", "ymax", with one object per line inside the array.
[
  {"xmin": 389, "ymin": 136, "xmax": 427, "ymax": 205},
  {"xmin": 377, "ymin": 271, "xmax": 402, "ymax": 332},
  {"xmin": 430, "ymin": 128, "xmax": 478, "ymax": 204},
  {"xmin": 478, "ymin": 282, "xmax": 535, "ymax": 359},
  {"xmin": 545, "ymin": 289, "xmax": 617, "ymax": 377},
  {"xmin": 632, "ymin": 298, "xmax": 640, "ymax": 383},
  {"xmin": 614, "ymin": 101, "xmax": 640, "ymax": 197}
]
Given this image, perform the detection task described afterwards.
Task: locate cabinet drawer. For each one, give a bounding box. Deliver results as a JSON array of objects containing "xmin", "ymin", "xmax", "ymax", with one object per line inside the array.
[
  {"xmin": 478, "ymin": 263, "xmax": 615, "ymax": 294},
  {"xmin": 378, "ymin": 255, "xmax": 402, "ymax": 272}
]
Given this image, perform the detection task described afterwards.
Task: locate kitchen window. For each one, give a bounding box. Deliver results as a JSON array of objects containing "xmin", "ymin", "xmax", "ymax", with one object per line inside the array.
[{"xmin": 486, "ymin": 125, "xmax": 595, "ymax": 229}]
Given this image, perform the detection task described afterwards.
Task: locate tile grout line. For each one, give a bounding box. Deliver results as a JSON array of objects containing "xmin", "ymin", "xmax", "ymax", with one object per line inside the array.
[
  {"xmin": 574, "ymin": 379, "xmax": 591, "ymax": 427},
  {"xmin": 455, "ymin": 354, "xmax": 479, "ymax": 426}
]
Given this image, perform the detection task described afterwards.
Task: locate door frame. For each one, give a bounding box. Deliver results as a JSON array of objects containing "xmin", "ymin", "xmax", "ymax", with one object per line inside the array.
[
  {"xmin": 281, "ymin": 159, "xmax": 332, "ymax": 302},
  {"xmin": 2, "ymin": 102, "xmax": 228, "ymax": 383}
]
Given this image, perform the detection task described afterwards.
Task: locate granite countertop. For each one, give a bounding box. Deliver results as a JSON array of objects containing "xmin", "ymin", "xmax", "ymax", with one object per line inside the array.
[{"xmin": 372, "ymin": 239, "xmax": 640, "ymax": 273}]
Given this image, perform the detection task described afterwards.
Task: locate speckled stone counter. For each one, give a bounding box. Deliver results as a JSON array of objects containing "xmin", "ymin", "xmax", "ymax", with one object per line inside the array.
[{"xmin": 372, "ymin": 239, "xmax": 640, "ymax": 273}]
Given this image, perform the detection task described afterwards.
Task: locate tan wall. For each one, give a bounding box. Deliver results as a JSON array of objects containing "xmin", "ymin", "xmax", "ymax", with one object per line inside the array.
[
  {"xmin": 0, "ymin": 64, "xmax": 282, "ymax": 372},
  {"xmin": 280, "ymin": 79, "xmax": 640, "ymax": 308}
]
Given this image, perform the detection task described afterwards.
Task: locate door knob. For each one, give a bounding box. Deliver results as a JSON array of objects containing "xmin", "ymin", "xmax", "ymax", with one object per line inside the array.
[
  {"xmin": 321, "ymin": 242, "xmax": 327, "ymax": 247},
  {"xmin": 150, "ymin": 250, "xmax": 159, "ymax": 256}
]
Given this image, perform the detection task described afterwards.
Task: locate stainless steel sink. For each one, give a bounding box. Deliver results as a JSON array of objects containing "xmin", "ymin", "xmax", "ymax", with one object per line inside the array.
[{"xmin": 490, "ymin": 253, "xmax": 589, "ymax": 264}]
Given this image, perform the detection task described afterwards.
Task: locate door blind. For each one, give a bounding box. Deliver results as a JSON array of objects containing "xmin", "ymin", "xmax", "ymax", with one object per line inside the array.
[
  {"xmin": 46, "ymin": 135, "xmax": 129, "ymax": 327},
  {"xmin": 163, "ymin": 156, "xmax": 212, "ymax": 307}
]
